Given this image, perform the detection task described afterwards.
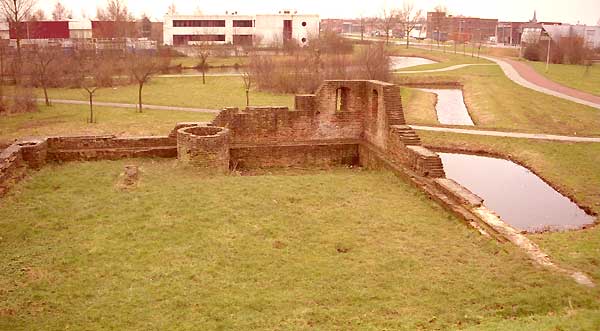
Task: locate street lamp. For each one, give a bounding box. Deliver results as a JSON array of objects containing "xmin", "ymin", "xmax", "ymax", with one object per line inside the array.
[{"xmin": 540, "ymin": 31, "xmax": 551, "ymax": 72}]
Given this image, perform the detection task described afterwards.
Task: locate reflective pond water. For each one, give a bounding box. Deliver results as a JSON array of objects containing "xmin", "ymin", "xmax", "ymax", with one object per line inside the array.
[
  {"xmin": 390, "ymin": 56, "xmax": 437, "ymax": 70},
  {"xmin": 439, "ymin": 153, "xmax": 595, "ymax": 232},
  {"xmin": 417, "ymin": 88, "xmax": 474, "ymax": 126}
]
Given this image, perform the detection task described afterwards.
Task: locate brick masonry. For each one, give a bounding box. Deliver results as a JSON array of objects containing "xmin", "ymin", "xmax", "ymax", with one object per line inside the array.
[{"xmin": 1, "ymin": 80, "xmax": 445, "ymax": 195}]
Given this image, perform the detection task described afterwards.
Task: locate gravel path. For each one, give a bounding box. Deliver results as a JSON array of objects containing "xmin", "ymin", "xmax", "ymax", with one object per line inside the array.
[
  {"xmin": 395, "ymin": 63, "xmax": 495, "ymax": 74},
  {"xmin": 411, "ymin": 125, "xmax": 600, "ymax": 143}
]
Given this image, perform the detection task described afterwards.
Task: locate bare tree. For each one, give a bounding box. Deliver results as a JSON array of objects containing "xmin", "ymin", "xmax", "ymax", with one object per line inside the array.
[
  {"xmin": 51, "ymin": 0, "xmax": 71, "ymax": 20},
  {"xmin": 29, "ymin": 7, "xmax": 44, "ymax": 20},
  {"xmin": 194, "ymin": 42, "xmax": 210, "ymax": 85},
  {"xmin": 357, "ymin": 42, "xmax": 390, "ymax": 81},
  {"xmin": 96, "ymin": 0, "xmax": 134, "ymax": 38},
  {"xmin": 72, "ymin": 51, "xmax": 106, "ymax": 123},
  {"xmin": 399, "ymin": 2, "xmax": 423, "ymax": 49},
  {"xmin": 96, "ymin": 0, "xmax": 130, "ymax": 21},
  {"xmin": 379, "ymin": 7, "xmax": 399, "ymax": 45},
  {"xmin": 167, "ymin": 2, "xmax": 177, "ymax": 16},
  {"xmin": 431, "ymin": 5, "xmax": 447, "ymax": 47},
  {"xmin": 241, "ymin": 69, "xmax": 252, "ymax": 107},
  {"xmin": 1, "ymin": 0, "xmax": 37, "ymax": 60},
  {"xmin": 30, "ymin": 46, "xmax": 61, "ymax": 106},
  {"xmin": 126, "ymin": 52, "xmax": 162, "ymax": 113}
]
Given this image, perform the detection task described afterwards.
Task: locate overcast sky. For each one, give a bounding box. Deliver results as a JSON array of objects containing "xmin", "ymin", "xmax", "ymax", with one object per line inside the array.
[{"xmin": 37, "ymin": 0, "xmax": 600, "ymax": 26}]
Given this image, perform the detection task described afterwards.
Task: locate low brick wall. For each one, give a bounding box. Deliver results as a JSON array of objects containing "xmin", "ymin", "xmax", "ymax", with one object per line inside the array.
[
  {"xmin": 0, "ymin": 145, "xmax": 26, "ymax": 196},
  {"xmin": 231, "ymin": 141, "xmax": 359, "ymax": 169},
  {"xmin": 177, "ymin": 125, "xmax": 230, "ymax": 172},
  {"xmin": 46, "ymin": 135, "xmax": 177, "ymax": 162}
]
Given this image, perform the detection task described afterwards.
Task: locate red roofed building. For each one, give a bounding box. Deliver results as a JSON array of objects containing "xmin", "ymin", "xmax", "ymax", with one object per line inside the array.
[{"xmin": 9, "ymin": 21, "xmax": 70, "ymax": 40}]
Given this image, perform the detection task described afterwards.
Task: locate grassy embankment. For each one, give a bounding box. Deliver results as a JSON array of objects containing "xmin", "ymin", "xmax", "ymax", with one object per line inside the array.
[
  {"xmin": 527, "ymin": 61, "xmax": 600, "ymax": 96},
  {"xmin": 0, "ymin": 160, "xmax": 599, "ymax": 330},
  {"xmin": 397, "ymin": 62, "xmax": 600, "ymax": 136}
]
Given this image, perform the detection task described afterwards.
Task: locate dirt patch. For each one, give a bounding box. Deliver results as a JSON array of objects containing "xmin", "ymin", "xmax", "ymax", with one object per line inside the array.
[{"xmin": 116, "ymin": 165, "xmax": 140, "ymax": 189}]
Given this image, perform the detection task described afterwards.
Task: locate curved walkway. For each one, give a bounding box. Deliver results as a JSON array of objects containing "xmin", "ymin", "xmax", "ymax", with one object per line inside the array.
[
  {"xmin": 411, "ymin": 125, "xmax": 600, "ymax": 143},
  {"xmin": 395, "ymin": 63, "xmax": 495, "ymax": 74},
  {"xmin": 480, "ymin": 55, "xmax": 600, "ymax": 110},
  {"xmin": 40, "ymin": 98, "xmax": 220, "ymax": 114},
  {"xmin": 409, "ymin": 45, "xmax": 600, "ymax": 110}
]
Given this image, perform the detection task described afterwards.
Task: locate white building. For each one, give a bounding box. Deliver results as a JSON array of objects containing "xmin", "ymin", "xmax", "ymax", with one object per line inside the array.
[{"xmin": 163, "ymin": 11, "xmax": 320, "ymax": 47}]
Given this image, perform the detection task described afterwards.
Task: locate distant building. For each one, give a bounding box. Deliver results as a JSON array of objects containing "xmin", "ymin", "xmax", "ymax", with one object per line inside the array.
[
  {"xmin": 0, "ymin": 19, "xmax": 163, "ymax": 50},
  {"xmin": 163, "ymin": 11, "xmax": 320, "ymax": 46},
  {"xmin": 497, "ymin": 12, "xmax": 561, "ymax": 46},
  {"xmin": 426, "ymin": 12, "xmax": 498, "ymax": 42}
]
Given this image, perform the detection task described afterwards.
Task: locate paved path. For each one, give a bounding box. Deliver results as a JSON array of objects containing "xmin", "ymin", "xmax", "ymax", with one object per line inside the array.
[
  {"xmin": 41, "ymin": 98, "xmax": 221, "ymax": 114},
  {"xmin": 411, "ymin": 125, "xmax": 600, "ymax": 143},
  {"xmin": 479, "ymin": 55, "xmax": 600, "ymax": 110},
  {"xmin": 502, "ymin": 58, "xmax": 600, "ymax": 106},
  {"xmin": 408, "ymin": 45, "xmax": 600, "ymax": 110},
  {"xmin": 395, "ymin": 63, "xmax": 495, "ymax": 74}
]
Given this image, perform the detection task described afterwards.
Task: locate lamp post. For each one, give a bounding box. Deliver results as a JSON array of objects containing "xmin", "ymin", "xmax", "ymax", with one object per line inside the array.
[{"xmin": 540, "ymin": 31, "xmax": 551, "ymax": 72}]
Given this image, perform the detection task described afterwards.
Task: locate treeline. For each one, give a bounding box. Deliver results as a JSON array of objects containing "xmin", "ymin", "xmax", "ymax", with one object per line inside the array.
[
  {"xmin": 523, "ymin": 36, "xmax": 598, "ymax": 65},
  {"xmin": 248, "ymin": 32, "xmax": 391, "ymax": 94}
]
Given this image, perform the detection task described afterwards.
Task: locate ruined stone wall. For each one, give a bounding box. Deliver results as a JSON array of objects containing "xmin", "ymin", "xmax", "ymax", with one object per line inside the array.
[
  {"xmin": 0, "ymin": 145, "xmax": 26, "ymax": 196},
  {"xmin": 215, "ymin": 81, "xmax": 372, "ymax": 147}
]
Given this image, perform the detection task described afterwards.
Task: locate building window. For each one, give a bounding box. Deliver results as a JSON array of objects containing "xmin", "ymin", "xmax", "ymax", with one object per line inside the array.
[
  {"xmin": 173, "ymin": 20, "xmax": 226, "ymax": 28},
  {"xmin": 335, "ymin": 87, "xmax": 350, "ymax": 113},
  {"xmin": 301, "ymin": 37, "xmax": 307, "ymax": 43},
  {"xmin": 302, "ymin": 21, "xmax": 307, "ymax": 27},
  {"xmin": 233, "ymin": 20, "xmax": 253, "ymax": 28},
  {"xmin": 173, "ymin": 34, "xmax": 226, "ymax": 45}
]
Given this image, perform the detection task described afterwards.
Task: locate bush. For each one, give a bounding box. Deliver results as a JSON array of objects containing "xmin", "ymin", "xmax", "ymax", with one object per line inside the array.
[{"xmin": 7, "ymin": 88, "xmax": 37, "ymax": 114}]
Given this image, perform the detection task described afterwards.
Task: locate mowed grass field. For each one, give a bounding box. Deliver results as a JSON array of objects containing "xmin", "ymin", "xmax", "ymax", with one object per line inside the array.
[
  {"xmin": 24, "ymin": 76, "xmax": 295, "ymax": 110},
  {"xmin": 0, "ymin": 104, "xmax": 215, "ymax": 143},
  {"xmin": 528, "ymin": 61, "xmax": 600, "ymax": 96},
  {"xmin": 0, "ymin": 160, "xmax": 599, "ymax": 330}
]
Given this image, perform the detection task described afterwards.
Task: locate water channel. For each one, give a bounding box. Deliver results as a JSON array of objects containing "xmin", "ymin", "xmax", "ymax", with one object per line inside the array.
[
  {"xmin": 416, "ymin": 88, "xmax": 474, "ymax": 126},
  {"xmin": 439, "ymin": 153, "xmax": 595, "ymax": 232}
]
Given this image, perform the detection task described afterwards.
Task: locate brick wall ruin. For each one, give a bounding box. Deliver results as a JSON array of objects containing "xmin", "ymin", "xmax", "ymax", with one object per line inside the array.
[{"xmin": 0, "ymin": 80, "xmax": 444, "ymax": 196}]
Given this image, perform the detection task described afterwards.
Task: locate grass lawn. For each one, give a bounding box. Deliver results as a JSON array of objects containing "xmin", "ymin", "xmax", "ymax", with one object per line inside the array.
[
  {"xmin": 528, "ymin": 61, "xmax": 600, "ymax": 96},
  {"xmin": 396, "ymin": 65, "xmax": 600, "ymax": 136},
  {"xmin": 0, "ymin": 104, "xmax": 215, "ymax": 143},
  {"xmin": 401, "ymin": 88, "xmax": 438, "ymax": 125},
  {"xmin": 25, "ymin": 76, "xmax": 294, "ymax": 110},
  {"xmin": 418, "ymin": 130, "xmax": 600, "ymax": 283},
  {"xmin": 0, "ymin": 160, "xmax": 599, "ymax": 330}
]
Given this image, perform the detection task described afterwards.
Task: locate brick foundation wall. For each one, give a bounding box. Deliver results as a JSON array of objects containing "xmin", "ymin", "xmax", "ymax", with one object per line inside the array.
[
  {"xmin": 47, "ymin": 135, "xmax": 177, "ymax": 162},
  {"xmin": 231, "ymin": 141, "xmax": 359, "ymax": 169}
]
